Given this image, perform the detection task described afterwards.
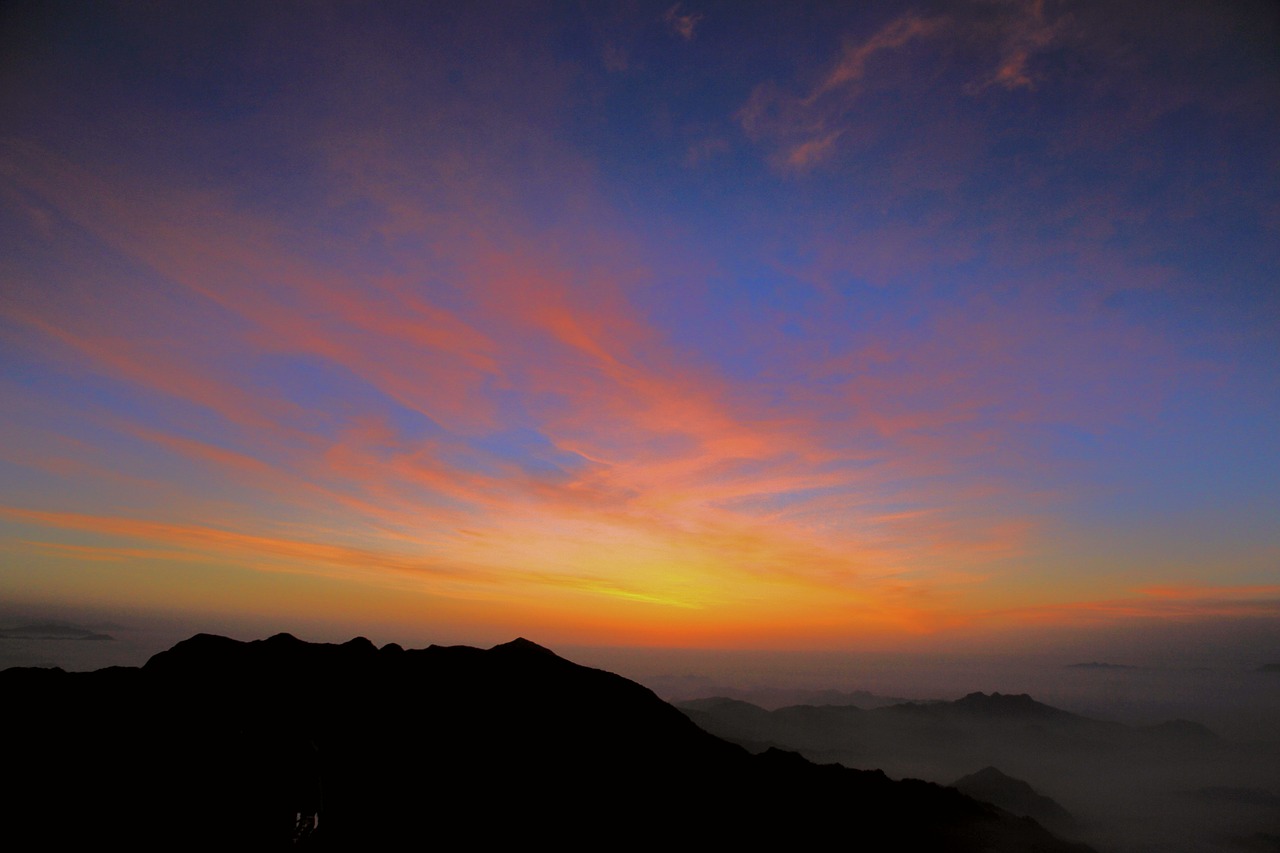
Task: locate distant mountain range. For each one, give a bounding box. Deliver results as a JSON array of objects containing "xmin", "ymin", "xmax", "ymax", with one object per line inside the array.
[
  {"xmin": 646, "ymin": 674, "xmax": 913, "ymax": 709},
  {"xmin": 0, "ymin": 620, "xmax": 114, "ymax": 640},
  {"xmin": 4, "ymin": 633, "xmax": 1093, "ymax": 851},
  {"xmin": 677, "ymin": 690, "xmax": 1280, "ymax": 853},
  {"xmin": 678, "ymin": 690, "xmax": 1217, "ymax": 777}
]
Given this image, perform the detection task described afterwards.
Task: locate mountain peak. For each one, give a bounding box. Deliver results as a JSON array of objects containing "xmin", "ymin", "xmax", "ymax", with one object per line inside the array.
[
  {"xmin": 957, "ymin": 766, "xmax": 1024, "ymax": 787},
  {"xmin": 489, "ymin": 637, "xmax": 559, "ymax": 658},
  {"xmin": 952, "ymin": 765, "xmax": 1076, "ymax": 832},
  {"xmin": 953, "ymin": 691, "xmax": 1068, "ymax": 718},
  {"xmin": 7, "ymin": 631, "xmax": 1094, "ymax": 852},
  {"xmin": 342, "ymin": 636, "xmax": 377, "ymax": 653}
]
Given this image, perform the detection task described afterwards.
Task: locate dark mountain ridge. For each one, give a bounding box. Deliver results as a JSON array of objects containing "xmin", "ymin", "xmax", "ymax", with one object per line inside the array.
[{"xmin": 4, "ymin": 633, "xmax": 1092, "ymax": 851}]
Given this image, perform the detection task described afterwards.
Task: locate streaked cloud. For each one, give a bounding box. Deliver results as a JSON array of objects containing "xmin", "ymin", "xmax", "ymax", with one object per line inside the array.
[
  {"xmin": 995, "ymin": 585, "xmax": 1280, "ymax": 626},
  {"xmin": 811, "ymin": 13, "xmax": 946, "ymax": 98},
  {"xmin": 739, "ymin": 1, "xmax": 1078, "ymax": 170},
  {"xmin": 1, "ymin": 1, "xmax": 1275, "ymax": 650},
  {"xmin": 739, "ymin": 11, "xmax": 947, "ymax": 170}
]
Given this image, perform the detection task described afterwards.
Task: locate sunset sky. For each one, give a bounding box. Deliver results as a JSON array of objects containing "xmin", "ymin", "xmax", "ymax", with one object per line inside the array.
[{"xmin": 2, "ymin": 1, "xmax": 1277, "ymax": 654}]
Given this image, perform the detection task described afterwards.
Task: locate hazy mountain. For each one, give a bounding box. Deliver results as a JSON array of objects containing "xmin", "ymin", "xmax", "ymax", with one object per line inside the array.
[
  {"xmin": 4, "ymin": 633, "xmax": 1092, "ymax": 851},
  {"xmin": 679, "ymin": 693, "xmax": 1278, "ymax": 853},
  {"xmin": 953, "ymin": 766, "xmax": 1077, "ymax": 837},
  {"xmin": 648, "ymin": 676, "xmax": 912, "ymax": 710},
  {"xmin": 680, "ymin": 691, "xmax": 1218, "ymax": 772},
  {"xmin": 0, "ymin": 620, "xmax": 114, "ymax": 640},
  {"xmin": 1191, "ymin": 787, "xmax": 1280, "ymax": 808}
]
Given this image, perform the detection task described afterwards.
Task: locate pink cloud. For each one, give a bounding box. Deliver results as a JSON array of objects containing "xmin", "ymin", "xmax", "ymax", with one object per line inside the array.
[
  {"xmin": 662, "ymin": 4, "xmax": 705, "ymax": 41},
  {"xmin": 811, "ymin": 13, "xmax": 946, "ymax": 99},
  {"xmin": 0, "ymin": 112, "xmax": 1217, "ymax": 644},
  {"xmin": 784, "ymin": 131, "xmax": 844, "ymax": 170},
  {"xmin": 739, "ymin": 12, "xmax": 946, "ymax": 170},
  {"xmin": 739, "ymin": 1, "xmax": 1074, "ymax": 171},
  {"xmin": 966, "ymin": 0, "xmax": 1070, "ymax": 94}
]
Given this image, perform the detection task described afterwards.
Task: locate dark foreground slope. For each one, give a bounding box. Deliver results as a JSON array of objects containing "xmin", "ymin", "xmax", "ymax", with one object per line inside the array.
[{"xmin": 5, "ymin": 634, "xmax": 1091, "ymax": 851}]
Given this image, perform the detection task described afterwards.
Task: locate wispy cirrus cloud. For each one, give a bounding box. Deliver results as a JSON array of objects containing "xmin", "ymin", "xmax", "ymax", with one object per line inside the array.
[
  {"xmin": 739, "ymin": 1, "xmax": 1075, "ymax": 170},
  {"xmin": 2, "ymin": 1, "xmax": 1274, "ymax": 650},
  {"xmin": 994, "ymin": 584, "xmax": 1280, "ymax": 627},
  {"xmin": 0, "ymin": 138, "xmax": 1050, "ymax": 637},
  {"xmin": 808, "ymin": 13, "xmax": 946, "ymax": 100},
  {"xmin": 738, "ymin": 11, "xmax": 947, "ymax": 170}
]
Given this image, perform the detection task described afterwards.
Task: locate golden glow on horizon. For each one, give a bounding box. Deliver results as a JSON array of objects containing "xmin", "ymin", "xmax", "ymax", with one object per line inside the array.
[
  {"xmin": 1, "ymin": 4, "xmax": 1276, "ymax": 651},
  {"xmin": 4, "ymin": 500, "xmax": 1277, "ymax": 649}
]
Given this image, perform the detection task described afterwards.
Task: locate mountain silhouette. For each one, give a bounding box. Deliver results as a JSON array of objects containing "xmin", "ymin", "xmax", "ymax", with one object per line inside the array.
[
  {"xmin": 679, "ymin": 690, "xmax": 1217, "ymax": 771},
  {"xmin": 953, "ymin": 766, "xmax": 1077, "ymax": 837},
  {"xmin": 949, "ymin": 691, "xmax": 1080, "ymax": 720},
  {"xmin": 677, "ymin": 690, "xmax": 1254, "ymax": 853},
  {"xmin": 4, "ymin": 633, "xmax": 1093, "ymax": 851}
]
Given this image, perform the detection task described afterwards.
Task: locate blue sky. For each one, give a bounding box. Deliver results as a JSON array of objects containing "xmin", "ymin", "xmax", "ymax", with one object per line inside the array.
[{"xmin": 1, "ymin": 0, "xmax": 1277, "ymax": 651}]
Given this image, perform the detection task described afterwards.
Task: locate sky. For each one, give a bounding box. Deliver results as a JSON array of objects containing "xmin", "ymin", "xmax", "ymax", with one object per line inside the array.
[{"xmin": 1, "ymin": 0, "xmax": 1278, "ymax": 657}]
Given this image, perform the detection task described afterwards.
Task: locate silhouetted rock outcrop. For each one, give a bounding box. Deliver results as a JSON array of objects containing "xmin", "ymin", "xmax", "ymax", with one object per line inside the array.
[{"xmin": 4, "ymin": 634, "xmax": 1094, "ymax": 851}]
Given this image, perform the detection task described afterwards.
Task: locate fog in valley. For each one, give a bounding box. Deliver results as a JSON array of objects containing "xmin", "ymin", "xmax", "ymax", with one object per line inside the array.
[
  {"xmin": 7, "ymin": 609, "xmax": 1277, "ymax": 852},
  {"xmin": 574, "ymin": 630, "xmax": 1280, "ymax": 853}
]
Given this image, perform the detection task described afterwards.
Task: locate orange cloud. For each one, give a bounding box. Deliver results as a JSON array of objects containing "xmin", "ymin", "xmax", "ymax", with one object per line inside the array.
[
  {"xmin": 0, "ymin": 131, "xmax": 1187, "ymax": 650},
  {"xmin": 991, "ymin": 584, "xmax": 1280, "ymax": 628},
  {"xmin": 0, "ymin": 141, "xmax": 1045, "ymax": 650}
]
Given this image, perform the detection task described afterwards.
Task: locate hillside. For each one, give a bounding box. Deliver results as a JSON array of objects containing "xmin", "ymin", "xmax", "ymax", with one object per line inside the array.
[{"xmin": 4, "ymin": 633, "xmax": 1092, "ymax": 851}]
